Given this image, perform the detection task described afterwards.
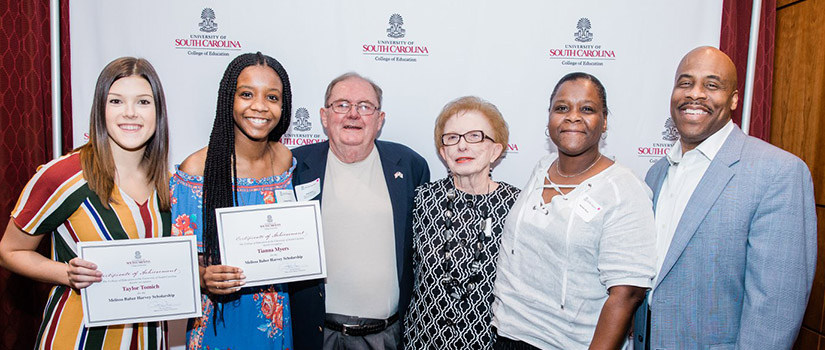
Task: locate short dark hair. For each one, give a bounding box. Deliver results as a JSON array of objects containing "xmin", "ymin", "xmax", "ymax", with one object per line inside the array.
[{"xmin": 549, "ymin": 72, "xmax": 609, "ymax": 117}]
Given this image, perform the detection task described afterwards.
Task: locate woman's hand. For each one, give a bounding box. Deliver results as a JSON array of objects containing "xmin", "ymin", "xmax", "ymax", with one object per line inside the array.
[
  {"xmin": 0, "ymin": 221, "xmax": 98, "ymax": 289},
  {"xmin": 201, "ymin": 265, "xmax": 245, "ymax": 295},
  {"xmin": 66, "ymin": 258, "xmax": 102, "ymax": 289}
]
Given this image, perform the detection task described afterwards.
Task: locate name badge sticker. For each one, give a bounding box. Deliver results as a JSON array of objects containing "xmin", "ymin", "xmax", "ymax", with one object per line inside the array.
[
  {"xmin": 275, "ymin": 189, "xmax": 297, "ymax": 203},
  {"xmin": 574, "ymin": 194, "xmax": 602, "ymax": 222},
  {"xmin": 295, "ymin": 178, "xmax": 321, "ymax": 202}
]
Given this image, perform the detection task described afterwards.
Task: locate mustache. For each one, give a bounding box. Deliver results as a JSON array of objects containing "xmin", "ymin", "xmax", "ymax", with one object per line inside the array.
[{"xmin": 677, "ymin": 101, "xmax": 712, "ymax": 111}]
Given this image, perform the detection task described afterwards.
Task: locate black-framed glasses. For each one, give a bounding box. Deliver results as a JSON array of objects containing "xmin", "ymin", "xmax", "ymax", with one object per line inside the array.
[
  {"xmin": 441, "ymin": 130, "xmax": 495, "ymax": 146},
  {"xmin": 326, "ymin": 100, "xmax": 380, "ymax": 116}
]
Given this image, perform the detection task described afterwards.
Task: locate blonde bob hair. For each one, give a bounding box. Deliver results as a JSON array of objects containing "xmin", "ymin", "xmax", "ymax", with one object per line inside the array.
[{"xmin": 433, "ymin": 96, "xmax": 509, "ymax": 160}]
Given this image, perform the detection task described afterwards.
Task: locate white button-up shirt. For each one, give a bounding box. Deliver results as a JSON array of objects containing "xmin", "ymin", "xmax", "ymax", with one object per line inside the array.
[{"xmin": 653, "ymin": 120, "xmax": 734, "ymax": 292}]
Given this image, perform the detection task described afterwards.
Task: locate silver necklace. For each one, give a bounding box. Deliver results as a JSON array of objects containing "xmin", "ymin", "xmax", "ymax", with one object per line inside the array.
[{"xmin": 554, "ymin": 153, "xmax": 602, "ymax": 178}]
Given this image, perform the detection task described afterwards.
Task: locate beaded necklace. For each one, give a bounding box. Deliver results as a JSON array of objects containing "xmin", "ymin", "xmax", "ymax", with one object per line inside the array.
[{"xmin": 440, "ymin": 177, "xmax": 494, "ymax": 300}]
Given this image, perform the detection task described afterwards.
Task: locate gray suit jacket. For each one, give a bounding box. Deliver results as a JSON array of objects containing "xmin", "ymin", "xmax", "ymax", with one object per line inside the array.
[{"xmin": 633, "ymin": 125, "xmax": 817, "ymax": 349}]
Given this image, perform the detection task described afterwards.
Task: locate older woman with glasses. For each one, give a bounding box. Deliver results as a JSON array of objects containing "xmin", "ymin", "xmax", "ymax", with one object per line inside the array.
[{"xmin": 403, "ymin": 96, "xmax": 520, "ymax": 349}]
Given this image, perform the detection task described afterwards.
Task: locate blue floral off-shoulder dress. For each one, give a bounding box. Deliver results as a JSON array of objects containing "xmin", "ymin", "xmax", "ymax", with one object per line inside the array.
[{"xmin": 169, "ymin": 159, "xmax": 296, "ymax": 350}]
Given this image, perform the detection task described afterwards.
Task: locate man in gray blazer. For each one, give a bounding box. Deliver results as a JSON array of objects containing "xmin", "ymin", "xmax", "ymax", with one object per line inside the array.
[{"xmin": 633, "ymin": 46, "xmax": 817, "ymax": 349}]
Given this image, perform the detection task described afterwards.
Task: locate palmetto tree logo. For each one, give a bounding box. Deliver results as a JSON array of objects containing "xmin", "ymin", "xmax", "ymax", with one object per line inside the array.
[
  {"xmin": 387, "ymin": 13, "xmax": 406, "ymax": 38},
  {"xmin": 574, "ymin": 18, "xmax": 593, "ymax": 42},
  {"xmin": 662, "ymin": 117, "xmax": 680, "ymax": 141},
  {"xmin": 199, "ymin": 8, "xmax": 218, "ymax": 33},
  {"xmin": 293, "ymin": 108, "xmax": 312, "ymax": 132}
]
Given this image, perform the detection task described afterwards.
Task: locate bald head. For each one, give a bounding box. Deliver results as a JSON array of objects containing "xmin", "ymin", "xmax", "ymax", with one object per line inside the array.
[
  {"xmin": 677, "ymin": 46, "xmax": 738, "ymax": 88},
  {"xmin": 670, "ymin": 46, "xmax": 740, "ymax": 152}
]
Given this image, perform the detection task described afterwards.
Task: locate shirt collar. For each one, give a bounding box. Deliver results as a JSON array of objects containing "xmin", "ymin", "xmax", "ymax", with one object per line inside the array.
[{"xmin": 665, "ymin": 119, "xmax": 734, "ymax": 165}]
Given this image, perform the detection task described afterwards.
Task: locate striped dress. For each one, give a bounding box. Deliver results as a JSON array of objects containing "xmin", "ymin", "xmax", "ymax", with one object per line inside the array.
[{"xmin": 11, "ymin": 152, "xmax": 171, "ymax": 350}]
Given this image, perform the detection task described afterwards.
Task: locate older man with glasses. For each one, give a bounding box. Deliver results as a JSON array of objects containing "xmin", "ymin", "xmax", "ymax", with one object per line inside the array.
[{"xmin": 289, "ymin": 72, "xmax": 430, "ymax": 350}]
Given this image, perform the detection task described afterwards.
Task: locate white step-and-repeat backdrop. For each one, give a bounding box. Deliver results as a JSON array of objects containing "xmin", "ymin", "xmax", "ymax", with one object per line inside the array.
[
  {"xmin": 70, "ymin": 1, "xmax": 722, "ymax": 347},
  {"xmin": 70, "ymin": 1, "xmax": 722, "ymax": 188}
]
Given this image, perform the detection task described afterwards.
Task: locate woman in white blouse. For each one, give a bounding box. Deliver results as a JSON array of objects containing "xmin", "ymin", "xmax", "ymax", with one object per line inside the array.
[{"xmin": 491, "ymin": 72, "xmax": 657, "ymax": 350}]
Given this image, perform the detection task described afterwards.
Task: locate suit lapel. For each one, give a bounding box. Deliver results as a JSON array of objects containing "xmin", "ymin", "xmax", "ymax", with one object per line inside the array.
[
  {"xmin": 654, "ymin": 128, "xmax": 745, "ymax": 289},
  {"xmin": 376, "ymin": 141, "xmax": 407, "ymax": 279},
  {"xmin": 648, "ymin": 161, "xmax": 668, "ymax": 210},
  {"xmin": 295, "ymin": 142, "xmax": 329, "ymax": 203}
]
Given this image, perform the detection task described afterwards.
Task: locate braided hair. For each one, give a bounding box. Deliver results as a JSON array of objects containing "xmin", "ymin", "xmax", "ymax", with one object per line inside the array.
[{"xmin": 201, "ymin": 52, "xmax": 292, "ymax": 268}]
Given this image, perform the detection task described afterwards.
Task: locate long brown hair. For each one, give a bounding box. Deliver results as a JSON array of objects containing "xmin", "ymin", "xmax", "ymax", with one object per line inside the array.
[{"xmin": 79, "ymin": 57, "xmax": 170, "ymax": 210}]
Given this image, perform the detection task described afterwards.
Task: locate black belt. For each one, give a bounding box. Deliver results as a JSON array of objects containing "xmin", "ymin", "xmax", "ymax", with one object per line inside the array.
[
  {"xmin": 324, "ymin": 313, "xmax": 399, "ymax": 337},
  {"xmin": 493, "ymin": 328, "xmax": 540, "ymax": 350}
]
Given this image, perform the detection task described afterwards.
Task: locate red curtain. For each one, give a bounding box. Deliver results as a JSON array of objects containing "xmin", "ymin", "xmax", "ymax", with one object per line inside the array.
[
  {"xmin": 719, "ymin": 0, "xmax": 776, "ymax": 141},
  {"xmin": 0, "ymin": 1, "xmax": 72, "ymax": 349}
]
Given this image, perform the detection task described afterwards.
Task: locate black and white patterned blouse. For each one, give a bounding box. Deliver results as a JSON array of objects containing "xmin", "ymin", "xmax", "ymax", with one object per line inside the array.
[{"xmin": 403, "ymin": 177, "xmax": 520, "ymax": 349}]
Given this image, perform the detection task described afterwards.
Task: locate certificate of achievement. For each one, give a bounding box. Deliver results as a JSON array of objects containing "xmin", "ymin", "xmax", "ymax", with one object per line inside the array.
[
  {"xmin": 78, "ymin": 235, "xmax": 202, "ymax": 327},
  {"xmin": 215, "ymin": 200, "xmax": 326, "ymax": 288}
]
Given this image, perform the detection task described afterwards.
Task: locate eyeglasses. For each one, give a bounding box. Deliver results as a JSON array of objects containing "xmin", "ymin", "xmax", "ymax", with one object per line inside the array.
[
  {"xmin": 441, "ymin": 130, "xmax": 495, "ymax": 146},
  {"xmin": 326, "ymin": 100, "xmax": 380, "ymax": 116}
]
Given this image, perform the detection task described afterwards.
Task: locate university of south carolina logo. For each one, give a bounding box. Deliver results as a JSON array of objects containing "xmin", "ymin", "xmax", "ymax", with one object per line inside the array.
[
  {"xmin": 548, "ymin": 17, "xmax": 614, "ymax": 67},
  {"xmin": 175, "ymin": 7, "xmax": 242, "ymax": 56},
  {"xmin": 281, "ymin": 106, "xmax": 326, "ymax": 147},
  {"xmin": 260, "ymin": 215, "xmax": 281, "ymax": 230},
  {"xmin": 636, "ymin": 118, "xmax": 677, "ymax": 162},
  {"xmin": 127, "ymin": 250, "xmax": 150, "ymax": 265},
  {"xmin": 362, "ymin": 13, "xmax": 429, "ymax": 63},
  {"xmin": 574, "ymin": 18, "xmax": 593, "ymax": 42},
  {"xmin": 199, "ymin": 8, "xmax": 218, "ymax": 33},
  {"xmin": 662, "ymin": 117, "xmax": 680, "ymax": 141},
  {"xmin": 293, "ymin": 107, "xmax": 312, "ymax": 132},
  {"xmin": 387, "ymin": 14, "xmax": 406, "ymax": 38}
]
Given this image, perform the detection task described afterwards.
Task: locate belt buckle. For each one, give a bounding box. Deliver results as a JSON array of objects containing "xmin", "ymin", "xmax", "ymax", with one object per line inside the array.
[{"xmin": 341, "ymin": 323, "xmax": 359, "ymax": 336}]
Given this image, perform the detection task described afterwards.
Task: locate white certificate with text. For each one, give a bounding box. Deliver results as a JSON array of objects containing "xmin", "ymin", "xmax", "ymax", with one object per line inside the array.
[
  {"xmin": 215, "ymin": 200, "xmax": 326, "ymax": 288},
  {"xmin": 78, "ymin": 235, "xmax": 202, "ymax": 327}
]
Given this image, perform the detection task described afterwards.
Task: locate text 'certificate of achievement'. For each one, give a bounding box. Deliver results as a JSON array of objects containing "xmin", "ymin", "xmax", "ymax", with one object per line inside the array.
[
  {"xmin": 78, "ymin": 235, "xmax": 202, "ymax": 327},
  {"xmin": 215, "ymin": 200, "xmax": 326, "ymax": 288}
]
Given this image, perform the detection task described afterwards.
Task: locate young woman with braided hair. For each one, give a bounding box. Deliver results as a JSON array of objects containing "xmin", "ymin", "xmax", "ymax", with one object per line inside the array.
[{"xmin": 170, "ymin": 52, "xmax": 294, "ymax": 349}]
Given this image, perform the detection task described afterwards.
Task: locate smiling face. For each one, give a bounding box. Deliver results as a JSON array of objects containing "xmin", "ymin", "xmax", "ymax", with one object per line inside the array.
[
  {"xmin": 670, "ymin": 47, "xmax": 739, "ymax": 152},
  {"xmin": 547, "ymin": 78, "xmax": 606, "ymax": 157},
  {"xmin": 233, "ymin": 65, "xmax": 284, "ymax": 141},
  {"xmin": 105, "ymin": 75, "xmax": 157, "ymax": 153},
  {"xmin": 438, "ymin": 110, "xmax": 503, "ymax": 178},
  {"xmin": 320, "ymin": 77, "xmax": 385, "ymax": 155}
]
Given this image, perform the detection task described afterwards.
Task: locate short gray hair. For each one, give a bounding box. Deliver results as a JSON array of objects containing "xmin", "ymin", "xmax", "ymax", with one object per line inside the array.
[{"xmin": 323, "ymin": 72, "xmax": 383, "ymax": 108}]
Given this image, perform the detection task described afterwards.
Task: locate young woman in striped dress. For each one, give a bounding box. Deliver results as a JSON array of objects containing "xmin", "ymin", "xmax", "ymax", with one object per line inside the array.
[{"xmin": 0, "ymin": 57, "xmax": 171, "ymax": 349}]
